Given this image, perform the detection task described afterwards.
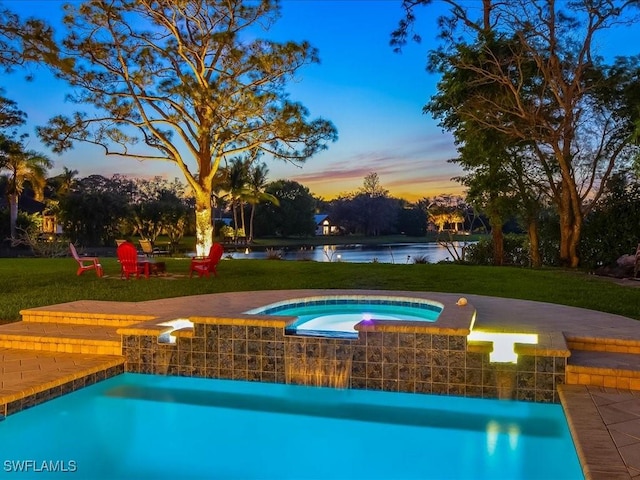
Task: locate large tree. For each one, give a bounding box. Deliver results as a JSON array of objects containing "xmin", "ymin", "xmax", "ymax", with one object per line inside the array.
[
  {"xmin": 0, "ymin": 6, "xmax": 62, "ymax": 70},
  {"xmin": 245, "ymin": 161, "xmax": 278, "ymax": 243},
  {"xmin": 394, "ymin": 0, "xmax": 640, "ymax": 267},
  {"xmin": 221, "ymin": 156, "xmax": 250, "ymax": 243},
  {"xmin": 426, "ymin": 39, "xmax": 545, "ymax": 266},
  {"xmin": 35, "ymin": 0, "xmax": 337, "ymax": 255},
  {"xmin": 0, "ymin": 141, "xmax": 52, "ymax": 239},
  {"xmin": 129, "ymin": 176, "xmax": 188, "ymax": 242},
  {"xmin": 254, "ymin": 180, "xmax": 316, "ymax": 237},
  {"xmin": 0, "ymin": 92, "xmax": 26, "ymax": 130},
  {"xmin": 354, "ymin": 173, "xmax": 398, "ymax": 236},
  {"xmin": 59, "ymin": 174, "xmax": 133, "ymax": 246}
]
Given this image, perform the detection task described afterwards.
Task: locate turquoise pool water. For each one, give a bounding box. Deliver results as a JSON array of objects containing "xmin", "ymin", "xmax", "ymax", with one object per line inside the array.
[
  {"xmin": 247, "ymin": 296, "xmax": 442, "ymax": 338},
  {"xmin": 0, "ymin": 374, "xmax": 582, "ymax": 479}
]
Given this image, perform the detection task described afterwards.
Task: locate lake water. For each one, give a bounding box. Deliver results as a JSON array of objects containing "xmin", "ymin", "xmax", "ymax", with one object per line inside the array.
[{"xmin": 225, "ymin": 242, "xmax": 470, "ymax": 264}]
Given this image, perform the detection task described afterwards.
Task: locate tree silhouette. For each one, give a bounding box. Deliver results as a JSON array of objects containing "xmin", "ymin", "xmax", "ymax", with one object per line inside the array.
[
  {"xmin": 394, "ymin": 0, "xmax": 640, "ymax": 267},
  {"xmin": 0, "ymin": 142, "xmax": 52, "ymax": 239},
  {"xmin": 34, "ymin": 0, "xmax": 337, "ymax": 255}
]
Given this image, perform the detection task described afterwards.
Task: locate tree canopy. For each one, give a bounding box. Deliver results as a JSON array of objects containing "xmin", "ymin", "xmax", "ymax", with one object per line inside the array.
[
  {"xmin": 394, "ymin": 0, "xmax": 640, "ymax": 267},
  {"xmin": 0, "ymin": 5, "xmax": 63, "ymax": 71},
  {"xmin": 32, "ymin": 0, "xmax": 337, "ymax": 255},
  {"xmin": 254, "ymin": 179, "xmax": 316, "ymax": 237}
]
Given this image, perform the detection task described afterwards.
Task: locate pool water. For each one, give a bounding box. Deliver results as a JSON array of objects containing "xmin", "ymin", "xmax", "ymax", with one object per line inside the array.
[
  {"xmin": 0, "ymin": 374, "xmax": 583, "ymax": 479},
  {"xmin": 248, "ymin": 297, "xmax": 442, "ymax": 338}
]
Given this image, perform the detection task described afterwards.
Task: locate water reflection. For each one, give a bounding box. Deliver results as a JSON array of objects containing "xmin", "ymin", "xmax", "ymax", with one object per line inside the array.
[{"xmin": 226, "ymin": 242, "xmax": 471, "ymax": 264}]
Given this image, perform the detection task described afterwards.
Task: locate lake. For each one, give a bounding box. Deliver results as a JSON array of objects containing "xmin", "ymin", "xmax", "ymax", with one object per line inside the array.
[{"xmin": 224, "ymin": 242, "xmax": 471, "ymax": 264}]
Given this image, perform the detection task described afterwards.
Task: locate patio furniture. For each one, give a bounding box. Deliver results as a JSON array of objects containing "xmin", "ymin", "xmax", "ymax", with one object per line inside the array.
[
  {"xmin": 139, "ymin": 239, "xmax": 168, "ymax": 257},
  {"xmin": 117, "ymin": 241, "xmax": 150, "ymax": 279},
  {"xmin": 189, "ymin": 243, "xmax": 224, "ymax": 278},
  {"xmin": 69, "ymin": 243, "xmax": 103, "ymax": 277}
]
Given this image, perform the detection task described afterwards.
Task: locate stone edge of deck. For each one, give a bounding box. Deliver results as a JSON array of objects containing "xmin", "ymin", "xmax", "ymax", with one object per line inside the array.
[{"xmin": 558, "ymin": 384, "xmax": 631, "ymax": 480}]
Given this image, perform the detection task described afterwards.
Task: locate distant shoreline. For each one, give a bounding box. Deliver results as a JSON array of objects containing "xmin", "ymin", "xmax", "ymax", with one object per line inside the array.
[{"xmin": 224, "ymin": 233, "xmax": 484, "ymax": 251}]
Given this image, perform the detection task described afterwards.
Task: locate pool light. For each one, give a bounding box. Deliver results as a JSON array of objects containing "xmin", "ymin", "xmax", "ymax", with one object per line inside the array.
[{"xmin": 467, "ymin": 330, "xmax": 538, "ymax": 363}]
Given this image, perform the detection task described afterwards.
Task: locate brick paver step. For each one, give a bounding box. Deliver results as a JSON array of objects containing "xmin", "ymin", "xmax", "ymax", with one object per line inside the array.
[
  {"xmin": 568, "ymin": 349, "xmax": 640, "ymax": 373},
  {"xmin": 567, "ymin": 349, "xmax": 640, "ymax": 391},
  {"xmin": 20, "ymin": 306, "xmax": 154, "ymax": 327},
  {"xmin": 0, "ymin": 322, "xmax": 121, "ymax": 355}
]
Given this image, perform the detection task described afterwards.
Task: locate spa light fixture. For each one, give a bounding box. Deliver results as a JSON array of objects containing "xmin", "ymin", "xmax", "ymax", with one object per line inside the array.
[{"xmin": 467, "ymin": 330, "xmax": 538, "ymax": 363}]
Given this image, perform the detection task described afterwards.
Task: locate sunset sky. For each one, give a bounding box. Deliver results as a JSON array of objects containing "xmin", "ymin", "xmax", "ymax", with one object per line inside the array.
[{"xmin": 2, "ymin": 1, "xmax": 638, "ymax": 202}]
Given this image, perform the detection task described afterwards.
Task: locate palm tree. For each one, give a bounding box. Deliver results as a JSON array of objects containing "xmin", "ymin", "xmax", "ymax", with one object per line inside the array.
[
  {"xmin": 223, "ymin": 158, "xmax": 250, "ymax": 243},
  {"xmin": 246, "ymin": 162, "xmax": 278, "ymax": 243},
  {"xmin": 56, "ymin": 166, "xmax": 79, "ymax": 196},
  {"xmin": 1, "ymin": 143, "xmax": 52, "ymax": 239}
]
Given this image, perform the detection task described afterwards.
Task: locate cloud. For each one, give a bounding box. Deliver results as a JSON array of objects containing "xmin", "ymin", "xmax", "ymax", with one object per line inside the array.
[{"xmin": 287, "ymin": 130, "xmax": 460, "ymax": 199}]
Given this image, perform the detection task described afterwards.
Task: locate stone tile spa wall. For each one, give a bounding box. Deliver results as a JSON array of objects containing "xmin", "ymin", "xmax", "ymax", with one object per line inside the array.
[{"xmin": 122, "ymin": 321, "xmax": 566, "ymax": 403}]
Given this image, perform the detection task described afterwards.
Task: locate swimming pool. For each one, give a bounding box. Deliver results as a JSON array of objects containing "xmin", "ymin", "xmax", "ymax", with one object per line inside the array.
[
  {"xmin": 0, "ymin": 374, "xmax": 582, "ymax": 479},
  {"xmin": 246, "ymin": 296, "xmax": 443, "ymax": 338}
]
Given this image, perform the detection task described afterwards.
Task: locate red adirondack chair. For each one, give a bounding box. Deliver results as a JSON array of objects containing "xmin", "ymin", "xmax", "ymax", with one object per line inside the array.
[
  {"xmin": 117, "ymin": 241, "xmax": 149, "ymax": 279},
  {"xmin": 189, "ymin": 243, "xmax": 224, "ymax": 278},
  {"xmin": 69, "ymin": 243, "xmax": 103, "ymax": 277}
]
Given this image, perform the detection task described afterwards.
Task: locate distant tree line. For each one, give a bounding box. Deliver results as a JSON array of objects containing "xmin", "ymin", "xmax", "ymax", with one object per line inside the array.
[{"xmin": 2, "ymin": 141, "xmax": 640, "ymax": 269}]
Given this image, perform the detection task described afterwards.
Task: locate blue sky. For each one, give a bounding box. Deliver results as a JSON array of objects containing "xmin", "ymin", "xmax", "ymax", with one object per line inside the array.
[{"xmin": 2, "ymin": 1, "xmax": 639, "ymax": 201}]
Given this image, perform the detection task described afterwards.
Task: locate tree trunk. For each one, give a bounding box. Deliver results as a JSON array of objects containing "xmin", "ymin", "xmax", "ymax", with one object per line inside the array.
[
  {"xmin": 194, "ymin": 193, "xmax": 213, "ymax": 257},
  {"xmin": 528, "ymin": 218, "xmax": 542, "ymax": 268},
  {"xmin": 557, "ymin": 184, "xmax": 574, "ymax": 267},
  {"xmin": 240, "ymin": 201, "xmax": 247, "ymax": 243},
  {"xmin": 568, "ymin": 214, "xmax": 582, "ymax": 268},
  {"xmin": 231, "ymin": 201, "xmax": 239, "ymax": 244},
  {"xmin": 248, "ymin": 204, "xmax": 256, "ymax": 243},
  {"xmin": 9, "ymin": 194, "xmax": 18, "ymax": 240},
  {"xmin": 557, "ymin": 187, "xmax": 582, "ymax": 268},
  {"xmin": 489, "ymin": 214, "xmax": 504, "ymax": 266}
]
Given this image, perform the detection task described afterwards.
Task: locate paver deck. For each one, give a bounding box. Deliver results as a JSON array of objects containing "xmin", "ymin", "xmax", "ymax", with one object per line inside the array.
[
  {"xmin": 0, "ymin": 348, "xmax": 124, "ymax": 414},
  {"xmin": 1, "ymin": 289, "xmax": 640, "ymax": 479}
]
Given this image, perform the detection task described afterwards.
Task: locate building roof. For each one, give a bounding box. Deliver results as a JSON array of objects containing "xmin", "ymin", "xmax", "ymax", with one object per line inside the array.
[{"xmin": 314, "ymin": 214, "xmax": 329, "ymax": 225}]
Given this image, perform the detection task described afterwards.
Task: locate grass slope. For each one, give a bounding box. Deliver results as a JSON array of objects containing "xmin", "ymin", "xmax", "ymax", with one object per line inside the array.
[{"xmin": 0, "ymin": 257, "xmax": 638, "ymax": 323}]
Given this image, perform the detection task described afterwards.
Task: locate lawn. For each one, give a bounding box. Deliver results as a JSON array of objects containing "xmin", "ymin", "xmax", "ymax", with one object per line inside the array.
[{"xmin": 0, "ymin": 256, "xmax": 638, "ymax": 324}]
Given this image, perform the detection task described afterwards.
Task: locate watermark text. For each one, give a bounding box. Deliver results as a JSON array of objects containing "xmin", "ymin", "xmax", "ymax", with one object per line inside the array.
[{"xmin": 3, "ymin": 460, "xmax": 77, "ymax": 473}]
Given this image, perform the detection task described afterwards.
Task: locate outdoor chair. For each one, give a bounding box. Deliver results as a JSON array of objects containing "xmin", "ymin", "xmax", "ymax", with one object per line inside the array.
[
  {"xmin": 69, "ymin": 243, "xmax": 103, "ymax": 277},
  {"xmin": 117, "ymin": 241, "xmax": 149, "ymax": 279},
  {"xmin": 139, "ymin": 238, "xmax": 168, "ymax": 257},
  {"xmin": 189, "ymin": 243, "xmax": 224, "ymax": 278}
]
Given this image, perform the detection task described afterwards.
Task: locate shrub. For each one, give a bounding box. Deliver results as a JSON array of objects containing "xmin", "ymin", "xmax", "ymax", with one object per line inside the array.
[
  {"xmin": 295, "ymin": 248, "xmax": 313, "ymax": 261},
  {"xmin": 219, "ymin": 225, "xmax": 234, "ymax": 241},
  {"xmin": 265, "ymin": 248, "xmax": 283, "ymax": 260},
  {"xmin": 412, "ymin": 255, "xmax": 430, "ymax": 264},
  {"xmin": 466, "ymin": 234, "xmax": 530, "ymax": 266}
]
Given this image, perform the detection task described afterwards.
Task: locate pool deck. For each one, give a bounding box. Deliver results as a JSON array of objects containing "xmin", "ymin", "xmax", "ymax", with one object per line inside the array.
[{"xmin": 1, "ymin": 289, "xmax": 640, "ymax": 479}]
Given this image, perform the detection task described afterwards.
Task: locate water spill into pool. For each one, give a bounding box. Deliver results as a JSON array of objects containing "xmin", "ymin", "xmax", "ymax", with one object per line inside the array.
[{"xmin": 285, "ymin": 344, "xmax": 353, "ymax": 388}]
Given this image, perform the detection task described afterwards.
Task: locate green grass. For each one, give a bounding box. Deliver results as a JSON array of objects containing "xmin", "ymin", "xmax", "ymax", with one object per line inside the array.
[{"xmin": 0, "ymin": 257, "xmax": 638, "ymax": 324}]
